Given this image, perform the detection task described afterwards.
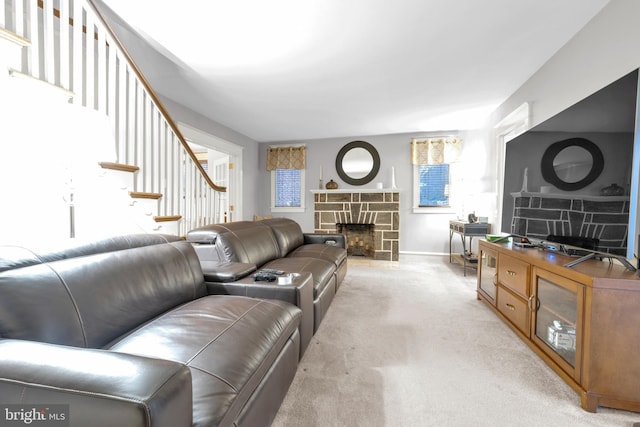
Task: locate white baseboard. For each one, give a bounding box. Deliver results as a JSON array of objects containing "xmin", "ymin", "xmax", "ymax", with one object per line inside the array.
[{"xmin": 400, "ymin": 251, "xmax": 449, "ymax": 256}]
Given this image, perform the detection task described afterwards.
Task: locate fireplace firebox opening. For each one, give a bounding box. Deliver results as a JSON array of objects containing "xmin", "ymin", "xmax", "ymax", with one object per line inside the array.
[{"xmin": 337, "ymin": 223, "xmax": 375, "ymax": 257}]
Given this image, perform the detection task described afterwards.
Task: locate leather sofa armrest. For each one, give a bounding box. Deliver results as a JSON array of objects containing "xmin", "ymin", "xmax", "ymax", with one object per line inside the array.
[
  {"xmin": 0, "ymin": 340, "xmax": 192, "ymax": 427},
  {"xmin": 303, "ymin": 233, "xmax": 347, "ymax": 249},
  {"xmin": 200, "ymin": 261, "xmax": 257, "ymax": 283}
]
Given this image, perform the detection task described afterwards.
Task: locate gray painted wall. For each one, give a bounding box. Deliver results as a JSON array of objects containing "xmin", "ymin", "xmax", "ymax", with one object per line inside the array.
[
  {"xmin": 258, "ymin": 130, "xmax": 493, "ymax": 254},
  {"xmin": 102, "ymin": 0, "xmax": 640, "ymax": 256},
  {"xmin": 253, "ymin": 0, "xmax": 640, "ymax": 255},
  {"xmin": 489, "ymin": 0, "xmax": 640, "ymax": 134},
  {"xmin": 488, "ymin": 0, "xmax": 640, "ymax": 257},
  {"xmin": 96, "ymin": 1, "xmax": 262, "ymax": 224}
]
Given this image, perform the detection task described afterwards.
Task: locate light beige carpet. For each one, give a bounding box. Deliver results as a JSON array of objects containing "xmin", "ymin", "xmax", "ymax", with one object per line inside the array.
[{"xmin": 272, "ymin": 255, "xmax": 640, "ymax": 427}]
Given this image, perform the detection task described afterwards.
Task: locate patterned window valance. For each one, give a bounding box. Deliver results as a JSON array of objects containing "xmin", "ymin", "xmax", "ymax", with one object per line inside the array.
[
  {"xmin": 266, "ymin": 146, "xmax": 306, "ymax": 170},
  {"xmin": 410, "ymin": 137, "xmax": 462, "ymax": 165}
]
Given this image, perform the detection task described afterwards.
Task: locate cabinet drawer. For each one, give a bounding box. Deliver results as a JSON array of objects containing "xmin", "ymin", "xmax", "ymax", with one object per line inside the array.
[
  {"xmin": 498, "ymin": 254, "xmax": 530, "ymax": 297},
  {"xmin": 497, "ymin": 285, "xmax": 529, "ymax": 334}
]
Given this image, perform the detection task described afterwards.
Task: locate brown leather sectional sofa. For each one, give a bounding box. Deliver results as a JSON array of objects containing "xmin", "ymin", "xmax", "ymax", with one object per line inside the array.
[
  {"xmin": 0, "ymin": 234, "xmax": 301, "ymax": 427},
  {"xmin": 187, "ymin": 218, "xmax": 348, "ymax": 340}
]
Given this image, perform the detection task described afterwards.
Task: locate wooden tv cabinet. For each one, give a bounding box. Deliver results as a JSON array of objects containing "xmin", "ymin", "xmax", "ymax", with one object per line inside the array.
[{"xmin": 477, "ymin": 239, "xmax": 640, "ymax": 413}]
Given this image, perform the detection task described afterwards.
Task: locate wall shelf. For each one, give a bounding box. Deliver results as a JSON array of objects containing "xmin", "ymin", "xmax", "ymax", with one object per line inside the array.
[{"xmin": 511, "ymin": 191, "xmax": 628, "ymax": 202}]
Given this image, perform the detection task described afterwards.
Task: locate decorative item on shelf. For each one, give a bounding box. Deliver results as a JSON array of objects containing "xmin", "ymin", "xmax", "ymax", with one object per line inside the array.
[
  {"xmin": 547, "ymin": 320, "xmax": 576, "ymax": 352},
  {"xmin": 520, "ymin": 167, "xmax": 528, "ymax": 192},
  {"xmin": 540, "ymin": 185, "xmax": 553, "ymax": 194},
  {"xmin": 325, "ymin": 179, "xmax": 338, "ymax": 190},
  {"xmin": 600, "ymin": 183, "xmax": 624, "ymax": 196},
  {"xmin": 467, "ymin": 212, "xmax": 477, "ymax": 223},
  {"xmin": 390, "ymin": 166, "xmax": 397, "ymax": 189}
]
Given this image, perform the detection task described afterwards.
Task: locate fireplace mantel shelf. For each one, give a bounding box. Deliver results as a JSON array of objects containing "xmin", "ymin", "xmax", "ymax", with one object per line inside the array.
[
  {"xmin": 311, "ymin": 188, "xmax": 400, "ymax": 194},
  {"xmin": 511, "ymin": 191, "xmax": 628, "ymax": 202}
]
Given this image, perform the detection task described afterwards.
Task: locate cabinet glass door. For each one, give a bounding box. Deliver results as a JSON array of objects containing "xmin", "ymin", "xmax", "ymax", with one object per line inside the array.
[
  {"xmin": 478, "ymin": 246, "xmax": 498, "ymax": 304},
  {"xmin": 531, "ymin": 267, "xmax": 583, "ymax": 381}
]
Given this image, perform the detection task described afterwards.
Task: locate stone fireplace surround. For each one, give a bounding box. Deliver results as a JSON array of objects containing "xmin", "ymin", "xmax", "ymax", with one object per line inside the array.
[{"xmin": 312, "ymin": 189, "xmax": 399, "ymax": 261}]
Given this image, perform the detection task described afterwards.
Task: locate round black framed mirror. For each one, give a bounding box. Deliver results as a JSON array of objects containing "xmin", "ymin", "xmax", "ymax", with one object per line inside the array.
[
  {"xmin": 335, "ymin": 140, "xmax": 380, "ymax": 186},
  {"xmin": 540, "ymin": 137, "xmax": 604, "ymax": 191}
]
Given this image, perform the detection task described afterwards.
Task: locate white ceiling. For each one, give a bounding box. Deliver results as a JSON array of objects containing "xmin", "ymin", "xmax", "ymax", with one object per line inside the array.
[{"xmin": 99, "ymin": 0, "xmax": 610, "ymax": 142}]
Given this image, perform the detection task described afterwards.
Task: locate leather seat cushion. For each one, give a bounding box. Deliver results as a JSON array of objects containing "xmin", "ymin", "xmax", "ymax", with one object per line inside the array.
[
  {"xmin": 262, "ymin": 257, "xmax": 336, "ymax": 299},
  {"xmin": 108, "ymin": 295, "xmax": 301, "ymax": 427},
  {"xmin": 288, "ymin": 243, "xmax": 347, "ymax": 267}
]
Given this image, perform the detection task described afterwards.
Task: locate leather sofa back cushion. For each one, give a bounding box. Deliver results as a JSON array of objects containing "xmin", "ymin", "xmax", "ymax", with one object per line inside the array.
[
  {"xmin": 262, "ymin": 218, "xmax": 304, "ymax": 257},
  {"xmin": 0, "ymin": 234, "xmax": 181, "ymax": 273},
  {"xmin": 214, "ymin": 222, "xmax": 281, "ymax": 267},
  {"xmin": 0, "ymin": 240, "xmax": 206, "ymax": 348}
]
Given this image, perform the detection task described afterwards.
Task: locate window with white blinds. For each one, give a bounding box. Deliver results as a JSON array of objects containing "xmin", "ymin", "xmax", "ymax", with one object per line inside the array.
[
  {"xmin": 418, "ymin": 164, "xmax": 450, "ymax": 207},
  {"xmin": 274, "ymin": 169, "xmax": 302, "ymax": 207},
  {"xmin": 271, "ymin": 168, "xmax": 305, "ymax": 212}
]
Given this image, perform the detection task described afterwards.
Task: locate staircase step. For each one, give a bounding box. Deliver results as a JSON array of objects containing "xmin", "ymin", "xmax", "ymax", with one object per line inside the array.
[
  {"xmin": 99, "ymin": 162, "xmax": 139, "ymax": 173},
  {"xmin": 129, "ymin": 191, "xmax": 162, "ymax": 200},
  {"xmin": 154, "ymin": 215, "xmax": 182, "ymax": 223}
]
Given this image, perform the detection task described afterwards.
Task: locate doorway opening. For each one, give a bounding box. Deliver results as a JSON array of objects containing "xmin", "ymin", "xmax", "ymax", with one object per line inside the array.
[{"xmin": 180, "ymin": 123, "xmax": 243, "ymax": 224}]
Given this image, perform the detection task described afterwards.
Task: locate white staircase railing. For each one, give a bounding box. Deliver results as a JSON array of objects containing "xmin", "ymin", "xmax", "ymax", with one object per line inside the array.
[{"xmin": 1, "ymin": 0, "xmax": 225, "ymax": 237}]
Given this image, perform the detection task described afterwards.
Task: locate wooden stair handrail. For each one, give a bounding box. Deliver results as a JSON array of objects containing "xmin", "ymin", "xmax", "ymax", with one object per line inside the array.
[{"xmin": 84, "ymin": 0, "xmax": 226, "ymax": 193}]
